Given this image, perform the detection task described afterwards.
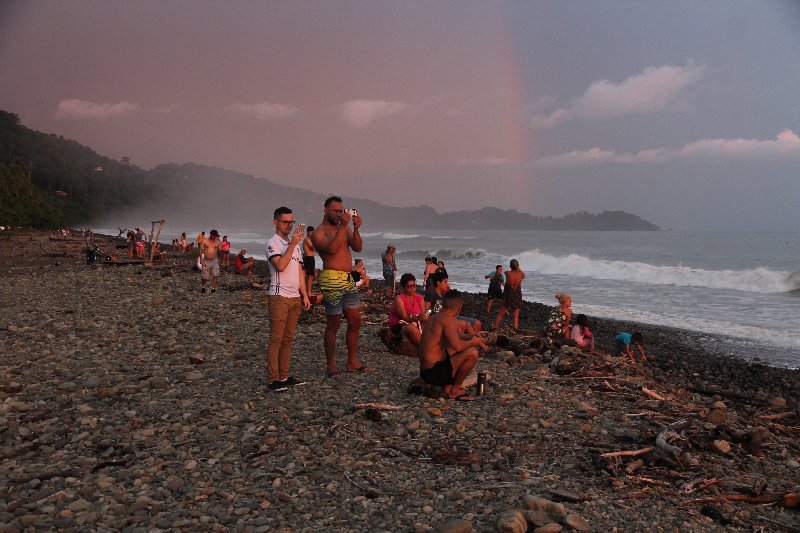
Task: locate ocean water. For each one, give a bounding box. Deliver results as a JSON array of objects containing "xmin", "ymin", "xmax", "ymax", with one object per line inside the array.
[{"xmin": 104, "ymin": 227, "xmax": 800, "ymax": 369}]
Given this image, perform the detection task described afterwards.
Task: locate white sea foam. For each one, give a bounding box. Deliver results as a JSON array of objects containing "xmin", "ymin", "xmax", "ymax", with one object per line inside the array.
[
  {"xmin": 398, "ymin": 248, "xmax": 490, "ymax": 260},
  {"xmin": 380, "ymin": 232, "xmax": 422, "ymax": 240},
  {"xmin": 516, "ymin": 250, "xmax": 797, "ymax": 294}
]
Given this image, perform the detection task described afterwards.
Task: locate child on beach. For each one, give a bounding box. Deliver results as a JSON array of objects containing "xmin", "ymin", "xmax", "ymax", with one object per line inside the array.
[
  {"xmin": 570, "ymin": 314, "xmax": 594, "ymax": 352},
  {"xmin": 615, "ymin": 331, "xmax": 646, "ymax": 362}
]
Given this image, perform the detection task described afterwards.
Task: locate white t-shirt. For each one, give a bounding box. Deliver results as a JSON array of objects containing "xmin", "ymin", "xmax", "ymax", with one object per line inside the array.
[{"xmin": 266, "ymin": 234, "xmax": 302, "ymax": 297}]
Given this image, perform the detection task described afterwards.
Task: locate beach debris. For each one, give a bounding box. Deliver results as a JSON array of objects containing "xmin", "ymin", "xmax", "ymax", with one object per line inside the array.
[{"xmin": 655, "ymin": 418, "xmax": 692, "ymax": 456}]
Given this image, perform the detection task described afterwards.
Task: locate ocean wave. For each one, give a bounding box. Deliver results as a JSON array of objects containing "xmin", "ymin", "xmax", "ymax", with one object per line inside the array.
[
  {"xmin": 516, "ymin": 250, "xmax": 798, "ymax": 294},
  {"xmin": 398, "ymin": 248, "xmax": 490, "ymax": 260}
]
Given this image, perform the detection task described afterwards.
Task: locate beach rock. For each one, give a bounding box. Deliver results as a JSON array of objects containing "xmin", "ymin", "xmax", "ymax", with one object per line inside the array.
[
  {"xmin": 435, "ymin": 518, "xmax": 473, "ymax": 533},
  {"xmin": 4, "ymin": 382, "xmax": 23, "ymax": 393},
  {"xmin": 532, "ymin": 524, "xmax": 562, "ymax": 533},
  {"xmin": 149, "ymin": 376, "xmax": 169, "ymax": 389},
  {"xmin": 525, "ymin": 510, "xmax": 549, "ymax": 527},
  {"xmin": 769, "ymin": 397, "xmax": 787, "ymax": 409},
  {"xmin": 496, "ymin": 510, "xmax": 527, "ymax": 533},
  {"xmin": 522, "ymin": 495, "xmax": 565, "ymax": 517},
  {"xmin": 563, "ymin": 514, "xmax": 590, "ymax": 531},
  {"xmin": 712, "ymin": 439, "xmax": 732, "ymax": 454},
  {"xmin": 705, "ymin": 409, "xmax": 726, "ymax": 425}
]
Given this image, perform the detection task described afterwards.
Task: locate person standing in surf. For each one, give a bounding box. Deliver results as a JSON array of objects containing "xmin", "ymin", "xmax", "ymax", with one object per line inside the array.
[
  {"xmin": 492, "ymin": 258, "xmax": 525, "ymax": 331},
  {"xmin": 382, "ymin": 245, "xmax": 397, "ymax": 295}
]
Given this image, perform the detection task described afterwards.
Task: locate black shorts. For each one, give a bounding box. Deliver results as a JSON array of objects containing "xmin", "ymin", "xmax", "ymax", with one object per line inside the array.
[
  {"xmin": 420, "ymin": 356, "xmax": 454, "ymax": 387},
  {"xmin": 390, "ymin": 323, "xmax": 403, "ymax": 336},
  {"xmin": 488, "ymin": 287, "xmax": 503, "ymax": 300},
  {"xmin": 302, "ymin": 255, "xmax": 315, "ymax": 276}
]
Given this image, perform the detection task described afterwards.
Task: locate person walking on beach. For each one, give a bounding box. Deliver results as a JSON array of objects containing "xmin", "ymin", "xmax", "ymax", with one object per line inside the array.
[
  {"xmin": 200, "ymin": 229, "xmax": 223, "ymax": 293},
  {"xmin": 492, "ymin": 259, "xmax": 525, "ymax": 331},
  {"xmin": 485, "ymin": 264, "xmax": 505, "ymax": 314},
  {"xmin": 419, "ymin": 289, "xmax": 487, "ymax": 401},
  {"xmin": 311, "ymin": 196, "xmax": 371, "ymax": 376},
  {"xmin": 220, "ymin": 235, "xmax": 231, "ymax": 268},
  {"xmin": 382, "ymin": 245, "xmax": 397, "ymax": 296},
  {"xmin": 302, "ymin": 226, "xmax": 317, "ymax": 295},
  {"xmin": 265, "ymin": 206, "xmax": 312, "ymax": 391}
]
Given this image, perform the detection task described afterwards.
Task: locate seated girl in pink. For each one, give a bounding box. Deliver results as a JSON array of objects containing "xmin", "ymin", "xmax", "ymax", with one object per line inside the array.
[{"xmin": 570, "ymin": 314, "xmax": 595, "ymax": 352}]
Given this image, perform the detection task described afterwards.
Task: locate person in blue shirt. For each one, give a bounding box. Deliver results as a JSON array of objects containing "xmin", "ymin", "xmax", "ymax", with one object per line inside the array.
[
  {"xmin": 615, "ymin": 331, "xmax": 646, "ymax": 362},
  {"xmin": 485, "ymin": 264, "xmax": 505, "ymax": 314}
]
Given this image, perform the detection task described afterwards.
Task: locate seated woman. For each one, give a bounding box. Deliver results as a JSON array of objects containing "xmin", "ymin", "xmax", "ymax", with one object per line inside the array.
[
  {"xmin": 235, "ymin": 249, "xmax": 256, "ymax": 276},
  {"xmin": 570, "ymin": 313, "xmax": 595, "ymax": 352},
  {"xmin": 543, "ymin": 292, "xmax": 572, "ymax": 340},
  {"xmin": 387, "ymin": 273, "xmax": 428, "ymax": 354},
  {"xmin": 353, "ymin": 258, "xmax": 371, "ymax": 291}
]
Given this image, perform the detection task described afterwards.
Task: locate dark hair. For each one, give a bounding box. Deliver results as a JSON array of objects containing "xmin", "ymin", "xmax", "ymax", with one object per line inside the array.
[
  {"xmin": 354, "ymin": 258, "xmax": 363, "ymax": 265},
  {"xmin": 575, "ymin": 314, "xmax": 588, "ymax": 328},
  {"xmin": 274, "ymin": 206, "xmax": 292, "ymax": 219},
  {"xmin": 307, "ymin": 226, "xmax": 314, "ymax": 232},
  {"xmin": 425, "ymin": 256, "xmax": 432, "ymax": 263},
  {"xmin": 431, "ymin": 256, "xmax": 438, "ymax": 264},
  {"xmin": 432, "ymin": 270, "xmax": 449, "ymax": 285},
  {"xmin": 210, "ymin": 229, "xmax": 219, "ymax": 237},
  {"xmin": 324, "ymin": 196, "xmax": 343, "ymax": 207},
  {"xmin": 399, "ymin": 273, "xmax": 416, "ymax": 287},
  {"xmin": 496, "ymin": 264, "xmax": 503, "ymax": 270},
  {"xmin": 632, "ymin": 332, "xmax": 644, "ymax": 344},
  {"xmin": 443, "ymin": 289, "xmax": 463, "ymax": 308},
  {"xmin": 510, "ymin": 259, "xmax": 519, "ymax": 270}
]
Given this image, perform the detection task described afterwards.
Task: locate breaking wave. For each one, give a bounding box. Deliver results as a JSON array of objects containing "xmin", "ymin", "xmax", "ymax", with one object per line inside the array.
[
  {"xmin": 517, "ymin": 250, "xmax": 798, "ymax": 294},
  {"xmin": 398, "ymin": 248, "xmax": 490, "ymax": 260}
]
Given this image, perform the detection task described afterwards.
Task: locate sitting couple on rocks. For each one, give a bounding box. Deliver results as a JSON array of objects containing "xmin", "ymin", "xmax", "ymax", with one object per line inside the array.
[{"xmin": 382, "ymin": 270, "xmax": 481, "ymax": 357}]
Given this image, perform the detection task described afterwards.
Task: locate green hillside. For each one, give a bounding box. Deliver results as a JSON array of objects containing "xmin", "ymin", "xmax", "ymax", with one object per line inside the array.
[{"xmin": 0, "ymin": 110, "xmax": 153, "ymax": 227}]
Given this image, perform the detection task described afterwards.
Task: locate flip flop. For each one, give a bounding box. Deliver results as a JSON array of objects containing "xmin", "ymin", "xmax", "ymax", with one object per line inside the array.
[
  {"xmin": 346, "ymin": 366, "xmax": 372, "ymax": 373},
  {"xmin": 451, "ymin": 392, "xmax": 477, "ymax": 402},
  {"xmin": 326, "ymin": 370, "xmax": 344, "ymax": 378}
]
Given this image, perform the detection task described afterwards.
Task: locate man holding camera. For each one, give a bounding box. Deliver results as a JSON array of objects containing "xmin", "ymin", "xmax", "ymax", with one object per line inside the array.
[{"xmin": 311, "ymin": 196, "xmax": 371, "ymax": 377}]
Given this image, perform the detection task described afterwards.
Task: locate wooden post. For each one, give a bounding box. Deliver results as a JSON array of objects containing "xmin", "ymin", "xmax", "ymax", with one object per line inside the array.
[{"xmin": 148, "ymin": 220, "xmax": 165, "ymax": 263}]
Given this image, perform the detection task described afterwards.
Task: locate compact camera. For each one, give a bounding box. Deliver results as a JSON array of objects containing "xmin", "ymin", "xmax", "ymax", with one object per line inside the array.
[{"xmin": 344, "ymin": 208, "xmax": 359, "ymax": 218}]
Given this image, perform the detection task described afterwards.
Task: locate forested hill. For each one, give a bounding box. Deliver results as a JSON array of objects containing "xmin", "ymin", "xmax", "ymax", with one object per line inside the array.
[
  {"xmin": 0, "ymin": 110, "xmax": 151, "ymax": 227},
  {"xmin": 0, "ymin": 110, "xmax": 659, "ymax": 231}
]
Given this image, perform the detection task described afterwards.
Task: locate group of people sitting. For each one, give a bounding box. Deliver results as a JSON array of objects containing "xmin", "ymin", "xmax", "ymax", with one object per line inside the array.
[{"xmin": 379, "ymin": 259, "xmax": 648, "ymax": 401}]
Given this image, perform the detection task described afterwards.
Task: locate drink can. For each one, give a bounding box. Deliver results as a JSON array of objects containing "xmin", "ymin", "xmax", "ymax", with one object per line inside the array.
[{"xmin": 476, "ymin": 372, "xmax": 487, "ymax": 397}]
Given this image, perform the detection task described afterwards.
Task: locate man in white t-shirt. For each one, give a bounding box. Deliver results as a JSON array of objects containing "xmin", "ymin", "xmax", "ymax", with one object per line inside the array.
[{"xmin": 266, "ymin": 206, "xmax": 311, "ymax": 392}]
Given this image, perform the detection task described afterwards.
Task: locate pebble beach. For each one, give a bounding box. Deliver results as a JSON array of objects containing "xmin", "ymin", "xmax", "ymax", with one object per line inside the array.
[{"xmin": 1, "ymin": 230, "xmax": 798, "ymax": 532}]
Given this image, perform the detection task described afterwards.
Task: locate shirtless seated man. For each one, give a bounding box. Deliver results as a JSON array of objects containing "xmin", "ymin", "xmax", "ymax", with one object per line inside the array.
[{"xmin": 419, "ymin": 289, "xmax": 488, "ymax": 401}]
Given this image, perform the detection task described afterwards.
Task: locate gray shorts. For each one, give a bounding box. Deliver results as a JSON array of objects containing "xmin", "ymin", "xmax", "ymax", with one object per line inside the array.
[{"xmin": 202, "ymin": 257, "xmax": 220, "ymax": 279}]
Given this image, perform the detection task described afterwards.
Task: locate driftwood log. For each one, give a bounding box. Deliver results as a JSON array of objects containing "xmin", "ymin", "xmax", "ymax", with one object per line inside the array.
[{"xmin": 655, "ymin": 418, "xmax": 692, "ymax": 456}]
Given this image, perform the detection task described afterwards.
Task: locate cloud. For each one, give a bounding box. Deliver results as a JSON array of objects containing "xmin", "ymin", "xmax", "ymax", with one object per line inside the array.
[
  {"xmin": 228, "ymin": 101, "xmax": 300, "ymax": 120},
  {"xmin": 458, "ymin": 157, "xmax": 517, "ymax": 167},
  {"xmin": 534, "ymin": 129, "xmax": 800, "ymax": 168},
  {"xmin": 340, "ymin": 99, "xmax": 409, "ymax": 128},
  {"xmin": 55, "ymin": 99, "xmax": 138, "ymax": 120},
  {"xmin": 530, "ymin": 61, "xmax": 704, "ymax": 127}
]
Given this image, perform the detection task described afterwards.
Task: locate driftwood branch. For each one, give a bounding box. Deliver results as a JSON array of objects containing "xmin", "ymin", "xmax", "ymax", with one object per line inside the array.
[
  {"xmin": 655, "ymin": 419, "xmax": 691, "ymax": 456},
  {"xmin": 352, "ymin": 403, "xmax": 402, "ymax": 411},
  {"xmin": 640, "ymin": 387, "xmax": 667, "ymax": 401},
  {"xmin": 601, "ymin": 447, "xmax": 653, "ymax": 459},
  {"xmin": 758, "ymin": 411, "xmax": 795, "ymax": 421}
]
